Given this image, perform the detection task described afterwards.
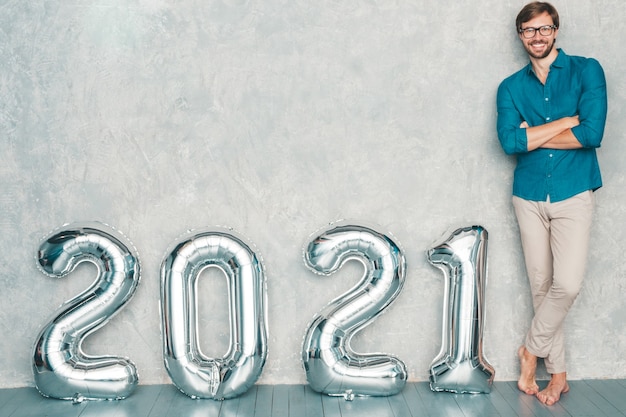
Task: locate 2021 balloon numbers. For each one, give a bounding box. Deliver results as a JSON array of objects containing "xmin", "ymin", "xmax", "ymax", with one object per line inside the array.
[{"xmin": 32, "ymin": 221, "xmax": 493, "ymax": 402}]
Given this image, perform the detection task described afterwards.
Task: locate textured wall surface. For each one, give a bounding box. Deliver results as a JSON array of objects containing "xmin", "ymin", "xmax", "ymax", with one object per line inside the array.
[{"xmin": 1, "ymin": 0, "xmax": 625, "ymax": 388}]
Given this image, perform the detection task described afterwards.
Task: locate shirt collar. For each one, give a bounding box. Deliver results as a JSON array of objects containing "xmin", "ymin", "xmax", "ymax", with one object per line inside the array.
[
  {"xmin": 551, "ymin": 48, "xmax": 566, "ymax": 68},
  {"xmin": 525, "ymin": 48, "xmax": 566, "ymax": 75}
]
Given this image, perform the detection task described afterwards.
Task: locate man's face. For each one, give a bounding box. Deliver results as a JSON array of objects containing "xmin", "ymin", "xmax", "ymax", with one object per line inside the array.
[{"xmin": 519, "ymin": 11, "xmax": 558, "ymax": 59}]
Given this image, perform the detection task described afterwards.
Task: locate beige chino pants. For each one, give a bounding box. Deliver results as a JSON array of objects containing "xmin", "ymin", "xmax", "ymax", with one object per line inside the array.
[{"xmin": 512, "ymin": 190, "xmax": 594, "ymax": 374}]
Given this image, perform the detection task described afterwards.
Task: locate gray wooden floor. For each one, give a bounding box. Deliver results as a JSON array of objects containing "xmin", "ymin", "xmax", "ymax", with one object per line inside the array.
[{"xmin": 2, "ymin": 380, "xmax": 626, "ymax": 417}]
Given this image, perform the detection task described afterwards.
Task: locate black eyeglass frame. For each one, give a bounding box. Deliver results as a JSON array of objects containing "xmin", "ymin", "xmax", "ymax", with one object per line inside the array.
[{"xmin": 518, "ymin": 25, "xmax": 558, "ymax": 38}]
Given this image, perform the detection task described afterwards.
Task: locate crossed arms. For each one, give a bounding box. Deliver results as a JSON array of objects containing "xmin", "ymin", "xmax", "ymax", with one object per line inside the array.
[
  {"xmin": 522, "ymin": 116, "xmax": 582, "ymax": 151},
  {"xmin": 496, "ymin": 57, "xmax": 607, "ymax": 155}
]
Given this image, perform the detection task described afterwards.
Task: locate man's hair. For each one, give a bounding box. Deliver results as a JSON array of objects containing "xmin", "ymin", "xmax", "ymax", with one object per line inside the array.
[{"xmin": 516, "ymin": 2, "xmax": 560, "ymax": 31}]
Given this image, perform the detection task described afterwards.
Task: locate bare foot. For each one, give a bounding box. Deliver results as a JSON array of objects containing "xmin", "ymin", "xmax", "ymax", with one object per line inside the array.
[
  {"xmin": 517, "ymin": 346, "xmax": 539, "ymax": 395},
  {"xmin": 537, "ymin": 373, "xmax": 569, "ymax": 406}
]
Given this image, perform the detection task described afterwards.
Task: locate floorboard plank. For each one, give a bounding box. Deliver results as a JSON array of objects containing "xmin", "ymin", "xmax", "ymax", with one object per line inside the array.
[
  {"xmin": 114, "ymin": 384, "xmax": 165, "ymax": 417},
  {"xmin": 6, "ymin": 388, "xmax": 84, "ymax": 417},
  {"xmin": 0, "ymin": 388, "xmax": 35, "ymax": 417},
  {"xmin": 493, "ymin": 380, "xmax": 535, "ymax": 417},
  {"xmin": 488, "ymin": 382, "xmax": 522, "ymax": 416},
  {"xmin": 413, "ymin": 381, "xmax": 466, "ymax": 417},
  {"xmin": 253, "ymin": 385, "xmax": 273, "ymax": 417},
  {"xmin": 401, "ymin": 382, "xmax": 428, "ymax": 416},
  {"xmin": 271, "ymin": 385, "xmax": 290, "ymax": 417},
  {"xmin": 595, "ymin": 379, "xmax": 626, "ymax": 413},
  {"xmin": 577, "ymin": 380, "xmax": 626, "ymax": 417},
  {"xmin": 80, "ymin": 398, "xmax": 130, "ymax": 417},
  {"xmin": 576, "ymin": 380, "xmax": 623, "ymax": 415},
  {"xmin": 218, "ymin": 392, "xmax": 242, "ymax": 417},
  {"xmin": 231, "ymin": 385, "xmax": 258, "ymax": 417},
  {"xmin": 287, "ymin": 385, "xmax": 306, "ymax": 417},
  {"xmin": 387, "ymin": 390, "xmax": 414, "ymax": 417},
  {"xmin": 0, "ymin": 387, "xmax": 16, "ymax": 409},
  {"xmin": 320, "ymin": 393, "xmax": 342, "ymax": 417},
  {"xmin": 140, "ymin": 384, "xmax": 181, "ymax": 417},
  {"xmin": 338, "ymin": 395, "xmax": 395, "ymax": 417},
  {"xmin": 303, "ymin": 385, "xmax": 324, "ymax": 417},
  {"xmin": 452, "ymin": 391, "xmax": 503, "ymax": 417},
  {"xmin": 557, "ymin": 380, "xmax": 609, "ymax": 417},
  {"xmin": 158, "ymin": 387, "xmax": 223, "ymax": 417}
]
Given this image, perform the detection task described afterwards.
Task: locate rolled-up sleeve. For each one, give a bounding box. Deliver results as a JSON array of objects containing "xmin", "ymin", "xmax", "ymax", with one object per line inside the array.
[
  {"xmin": 571, "ymin": 58, "xmax": 607, "ymax": 148},
  {"xmin": 497, "ymin": 81, "xmax": 528, "ymax": 155}
]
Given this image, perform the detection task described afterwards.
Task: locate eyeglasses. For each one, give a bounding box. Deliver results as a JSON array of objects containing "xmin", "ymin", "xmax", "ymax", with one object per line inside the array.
[{"xmin": 518, "ymin": 25, "xmax": 557, "ymax": 38}]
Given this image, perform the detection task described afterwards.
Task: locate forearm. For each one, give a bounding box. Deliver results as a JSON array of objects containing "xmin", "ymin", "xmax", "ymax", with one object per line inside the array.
[
  {"xmin": 524, "ymin": 116, "xmax": 579, "ymax": 151},
  {"xmin": 540, "ymin": 129, "xmax": 582, "ymax": 149}
]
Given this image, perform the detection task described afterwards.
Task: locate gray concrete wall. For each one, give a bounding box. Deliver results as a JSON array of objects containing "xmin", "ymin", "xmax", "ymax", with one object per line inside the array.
[{"xmin": 1, "ymin": 0, "xmax": 625, "ymax": 387}]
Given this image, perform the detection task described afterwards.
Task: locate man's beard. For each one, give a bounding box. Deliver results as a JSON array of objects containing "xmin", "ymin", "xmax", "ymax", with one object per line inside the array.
[{"xmin": 525, "ymin": 39, "xmax": 555, "ymax": 59}]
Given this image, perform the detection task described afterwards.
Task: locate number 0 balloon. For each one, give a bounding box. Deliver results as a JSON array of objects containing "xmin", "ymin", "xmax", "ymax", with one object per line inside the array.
[
  {"xmin": 302, "ymin": 222, "xmax": 407, "ymax": 398},
  {"xmin": 427, "ymin": 225, "xmax": 495, "ymax": 393},
  {"xmin": 160, "ymin": 228, "xmax": 268, "ymax": 400},
  {"xmin": 33, "ymin": 222, "xmax": 140, "ymax": 401}
]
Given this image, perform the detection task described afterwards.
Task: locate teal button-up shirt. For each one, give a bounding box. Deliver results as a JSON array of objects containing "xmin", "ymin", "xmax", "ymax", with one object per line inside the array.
[{"xmin": 496, "ymin": 49, "xmax": 607, "ymax": 202}]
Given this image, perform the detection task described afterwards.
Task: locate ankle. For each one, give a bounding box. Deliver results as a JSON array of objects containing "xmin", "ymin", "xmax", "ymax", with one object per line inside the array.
[{"xmin": 550, "ymin": 372, "xmax": 567, "ymax": 382}]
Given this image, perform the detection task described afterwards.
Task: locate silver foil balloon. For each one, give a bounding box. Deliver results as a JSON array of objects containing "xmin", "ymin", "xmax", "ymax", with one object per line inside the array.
[
  {"xmin": 302, "ymin": 222, "xmax": 408, "ymax": 398},
  {"xmin": 160, "ymin": 228, "xmax": 268, "ymax": 400},
  {"xmin": 33, "ymin": 222, "xmax": 140, "ymax": 401},
  {"xmin": 427, "ymin": 225, "xmax": 495, "ymax": 393}
]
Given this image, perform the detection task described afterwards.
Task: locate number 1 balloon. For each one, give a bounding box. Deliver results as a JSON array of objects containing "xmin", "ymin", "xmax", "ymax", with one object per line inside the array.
[
  {"xmin": 33, "ymin": 222, "xmax": 140, "ymax": 401},
  {"xmin": 427, "ymin": 225, "xmax": 495, "ymax": 393},
  {"xmin": 302, "ymin": 222, "xmax": 408, "ymax": 398},
  {"xmin": 160, "ymin": 228, "xmax": 268, "ymax": 400}
]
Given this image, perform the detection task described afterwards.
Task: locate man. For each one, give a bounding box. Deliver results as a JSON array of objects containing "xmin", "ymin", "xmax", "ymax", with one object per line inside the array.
[{"xmin": 496, "ymin": 1, "xmax": 607, "ymax": 406}]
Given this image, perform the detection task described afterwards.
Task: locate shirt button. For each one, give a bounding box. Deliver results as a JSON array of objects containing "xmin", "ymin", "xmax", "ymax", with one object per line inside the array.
[
  {"xmin": 545, "ymin": 97, "xmax": 549, "ymax": 101},
  {"xmin": 549, "ymin": 153, "xmax": 553, "ymax": 157},
  {"xmin": 546, "ymin": 117, "xmax": 551, "ymax": 121}
]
